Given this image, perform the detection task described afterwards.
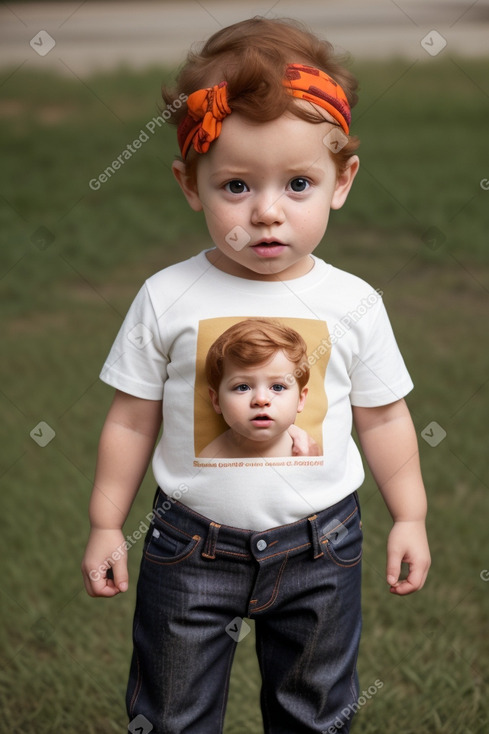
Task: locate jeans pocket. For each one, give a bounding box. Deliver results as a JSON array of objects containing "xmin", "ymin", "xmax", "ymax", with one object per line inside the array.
[
  {"xmin": 321, "ymin": 502, "xmax": 363, "ymax": 568},
  {"xmin": 144, "ymin": 518, "xmax": 201, "ymax": 565}
]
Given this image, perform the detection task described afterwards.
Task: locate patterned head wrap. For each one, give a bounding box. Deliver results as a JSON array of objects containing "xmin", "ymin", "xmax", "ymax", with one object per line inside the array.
[
  {"xmin": 283, "ymin": 63, "xmax": 351, "ymax": 134},
  {"xmin": 177, "ymin": 64, "xmax": 350, "ymax": 159}
]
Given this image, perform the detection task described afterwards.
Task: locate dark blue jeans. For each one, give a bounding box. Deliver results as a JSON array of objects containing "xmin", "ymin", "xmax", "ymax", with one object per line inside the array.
[{"xmin": 126, "ymin": 488, "xmax": 363, "ymax": 734}]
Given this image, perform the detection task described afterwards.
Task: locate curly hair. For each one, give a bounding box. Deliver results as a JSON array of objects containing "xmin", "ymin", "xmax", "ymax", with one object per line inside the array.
[{"xmin": 162, "ymin": 17, "xmax": 359, "ymax": 176}]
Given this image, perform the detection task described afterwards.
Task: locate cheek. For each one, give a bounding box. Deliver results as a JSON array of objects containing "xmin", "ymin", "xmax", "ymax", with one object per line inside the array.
[
  {"xmin": 277, "ymin": 394, "xmax": 300, "ymax": 416},
  {"xmin": 298, "ymin": 203, "xmax": 329, "ymax": 234},
  {"xmin": 309, "ymin": 213, "xmax": 330, "ymax": 243},
  {"xmin": 219, "ymin": 395, "xmax": 242, "ymax": 417},
  {"xmin": 203, "ymin": 206, "xmax": 236, "ymax": 241}
]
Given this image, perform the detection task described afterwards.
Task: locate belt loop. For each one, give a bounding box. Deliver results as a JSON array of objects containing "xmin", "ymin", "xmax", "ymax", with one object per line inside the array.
[
  {"xmin": 308, "ymin": 514, "xmax": 324, "ymax": 559},
  {"xmin": 202, "ymin": 521, "xmax": 221, "ymax": 560}
]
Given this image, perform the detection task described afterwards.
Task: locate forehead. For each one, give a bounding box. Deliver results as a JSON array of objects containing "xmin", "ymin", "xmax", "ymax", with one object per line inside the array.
[
  {"xmin": 222, "ymin": 349, "xmax": 297, "ymax": 376},
  {"xmin": 201, "ymin": 109, "xmax": 336, "ymax": 173}
]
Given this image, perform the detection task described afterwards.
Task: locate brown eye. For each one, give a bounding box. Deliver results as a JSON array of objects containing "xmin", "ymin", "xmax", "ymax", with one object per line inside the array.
[{"xmin": 225, "ymin": 180, "xmax": 248, "ymax": 194}]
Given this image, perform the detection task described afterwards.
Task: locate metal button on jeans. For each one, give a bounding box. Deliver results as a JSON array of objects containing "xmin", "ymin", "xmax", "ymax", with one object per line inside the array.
[{"xmin": 256, "ymin": 539, "xmax": 267, "ymax": 551}]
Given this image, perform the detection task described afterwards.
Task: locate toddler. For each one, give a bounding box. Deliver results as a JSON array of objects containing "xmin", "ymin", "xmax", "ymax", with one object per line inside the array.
[{"xmin": 82, "ymin": 17, "xmax": 430, "ymax": 734}]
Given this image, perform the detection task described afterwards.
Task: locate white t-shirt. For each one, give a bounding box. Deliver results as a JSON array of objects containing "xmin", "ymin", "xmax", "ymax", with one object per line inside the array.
[{"xmin": 100, "ymin": 250, "xmax": 413, "ymax": 530}]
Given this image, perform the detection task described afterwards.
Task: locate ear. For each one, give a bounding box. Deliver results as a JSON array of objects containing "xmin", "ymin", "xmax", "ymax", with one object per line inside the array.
[
  {"xmin": 331, "ymin": 155, "xmax": 359, "ymax": 211},
  {"xmin": 208, "ymin": 387, "xmax": 222, "ymax": 414},
  {"xmin": 172, "ymin": 160, "xmax": 203, "ymax": 212},
  {"xmin": 296, "ymin": 386, "xmax": 308, "ymax": 413}
]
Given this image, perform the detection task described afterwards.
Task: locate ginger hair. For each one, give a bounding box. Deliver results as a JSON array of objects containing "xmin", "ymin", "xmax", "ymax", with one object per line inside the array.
[
  {"xmin": 205, "ymin": 318, "xmax": 310, "ymax": 393},
  {"xmin": 161, "ymin": 17, "xmax": 359, "ymax": 177}
]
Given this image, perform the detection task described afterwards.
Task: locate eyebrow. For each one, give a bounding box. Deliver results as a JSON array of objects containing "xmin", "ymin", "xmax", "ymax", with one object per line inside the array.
[
  {"xmin": 225, "ymin": 374, "xmax": 292, "ymax": 384},
  {"xmin": 289, "ymin": 164, "xmax": 324, "ymax": 177},
  {"xmin": 210, "ymin": 164, "xmax": 324, "ymax": 181},
  {"xmin": 208, "ymin": 168, "xmax": 251, "ymax": 181}
]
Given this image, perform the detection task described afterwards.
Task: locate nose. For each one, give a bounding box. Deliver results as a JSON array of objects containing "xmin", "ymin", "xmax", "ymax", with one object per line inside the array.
[
  {"xmin": 250, "ymin": 191, "xmax": 285, "ymax": 226},
  {"xmin": 251, "ymin": 387, "xmax": 271, "ymax": 407}
]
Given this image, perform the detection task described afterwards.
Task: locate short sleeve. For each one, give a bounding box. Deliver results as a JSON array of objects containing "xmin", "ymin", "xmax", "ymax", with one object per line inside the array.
[
  {"xmin": 99, "ymin": 284, "xmax": 168, "ymax": 400},
  {"xmin": 349, "ymin": 300, "xmax": 413, "ymax": 407}
]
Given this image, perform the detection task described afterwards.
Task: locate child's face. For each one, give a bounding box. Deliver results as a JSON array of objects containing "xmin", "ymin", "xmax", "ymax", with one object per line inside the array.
[
  {"xmin": 173, "ymin": 107, "xmax": 358, "ymax": 280},
  {"xmin": 209, "ymin": 350, "xmax": 308, "ymax": 444}
]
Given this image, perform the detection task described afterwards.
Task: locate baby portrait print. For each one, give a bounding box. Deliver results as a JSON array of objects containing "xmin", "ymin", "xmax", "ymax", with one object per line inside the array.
[{"xmin": 194, "ymin": 316, "xmax": 331, "ymax": 459}]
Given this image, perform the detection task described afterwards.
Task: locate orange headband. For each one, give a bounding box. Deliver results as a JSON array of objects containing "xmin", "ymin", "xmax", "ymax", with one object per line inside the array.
[
  {"xmin": 177, "ymin": 63, "xmax": 350, "ymax": 159},
  {"xmin": 283, "ymin": 63, "xmax": 351, "ymax": 134},
  {"xmin": 177, "ymin": 81, "xmax": 231, "ymax": 160}
]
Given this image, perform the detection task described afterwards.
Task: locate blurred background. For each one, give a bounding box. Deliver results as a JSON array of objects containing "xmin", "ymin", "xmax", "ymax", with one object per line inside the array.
[{"xmin": 1, "ymin": 1, "xmax": 488, "ymax": 732}]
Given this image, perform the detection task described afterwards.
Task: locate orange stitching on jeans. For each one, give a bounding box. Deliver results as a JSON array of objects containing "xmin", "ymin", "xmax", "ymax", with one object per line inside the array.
[
  {"xmin": 144, "ymin": 535, "xmax": 201, "ymax": 565},
  {"xmin": 324, "ymin": 541, "xmax": 362, "ymax": 568},
  {"xmin": 152, "ymin": 514, "xmax": 194, "ymax": 540},
  {"xmin": 256, "ymin": 541, "xmax": 310, "ymax": 562},
  {"xmin": 319, "ymin": 507, "xmax": 358, "ymax": 541},
  {"xmin": 252, "ymin": 552, "xmax": 289, "ymax": 613},
  {"xmin": 215, "ymin": 549, "xmax": 251, "ymax": 559}
]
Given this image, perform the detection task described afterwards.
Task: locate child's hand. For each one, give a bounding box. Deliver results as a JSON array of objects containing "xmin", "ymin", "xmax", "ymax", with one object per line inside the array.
[
  {"xmin": 386, "ymin": 520, "xmax": 431, "ymax": 595},
  {"xmin": 81, "ymin": 528, "xmax": 129, "ymax": 597},
  {"xmin": 288, "ymin": 424, "xmax": 320, "ymax": 456}
]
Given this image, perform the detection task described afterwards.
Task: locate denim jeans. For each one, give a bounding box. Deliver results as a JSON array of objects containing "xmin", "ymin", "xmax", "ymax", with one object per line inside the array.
[{"xmin": 126, "ymin": 488, "xmax": 363, "ymax": 734}]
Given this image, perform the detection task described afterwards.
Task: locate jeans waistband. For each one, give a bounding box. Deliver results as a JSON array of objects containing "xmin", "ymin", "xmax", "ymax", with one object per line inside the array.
[{"xmin": 153, "ymin": 488, "xmax": 359, "ymax": 563}]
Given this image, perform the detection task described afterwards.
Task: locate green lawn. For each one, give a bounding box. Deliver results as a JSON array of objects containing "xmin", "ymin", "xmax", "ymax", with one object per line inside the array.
[{"xmin": 0, "ymin": 58, "xmax": 488, "ymax": 733}]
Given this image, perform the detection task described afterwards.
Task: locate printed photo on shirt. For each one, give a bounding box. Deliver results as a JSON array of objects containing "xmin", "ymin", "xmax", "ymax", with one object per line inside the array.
[{"xmin": 194, "ymin": 317, "xmax": 330, "ymax": 459}]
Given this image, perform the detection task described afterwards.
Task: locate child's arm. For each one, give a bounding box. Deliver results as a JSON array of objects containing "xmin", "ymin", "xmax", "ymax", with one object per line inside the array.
[
  {"xmin": 353, "ymin": 398, "xmax": 431, "ymax": 596},
  {"xmin": 81, "ymin": 389, "xmax": 162, "ymax": 598}
]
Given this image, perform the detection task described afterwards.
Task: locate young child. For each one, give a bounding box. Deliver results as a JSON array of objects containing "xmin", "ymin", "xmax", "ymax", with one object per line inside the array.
[
  {"xmin": 199, "ymin": 317, "xmax": 313, "ymax": 458},
  {"xmin": 81, "ymin": 17, "xmax": 430, "ymax": 734}
]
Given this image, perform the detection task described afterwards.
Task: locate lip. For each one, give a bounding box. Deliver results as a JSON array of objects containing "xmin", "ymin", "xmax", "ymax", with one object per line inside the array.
[
  {"xmin": 251, "ymin": 240, "xmax": 287, "ymax": 258},
  {"xmin": 251, "ymin": 414, "xmax": 273, "ymax": 428}
]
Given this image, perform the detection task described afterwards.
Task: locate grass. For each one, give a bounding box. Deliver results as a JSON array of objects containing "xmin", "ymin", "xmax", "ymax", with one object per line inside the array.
[{"xmin": 0, "ymin": 58, "xmax": 488, "ymax": 733}]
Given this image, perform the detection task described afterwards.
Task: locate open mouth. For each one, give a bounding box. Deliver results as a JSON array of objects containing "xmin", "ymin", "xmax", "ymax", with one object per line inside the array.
[{"xmin": 251, "ymin": 414, "xmax": 273, "ymax": 427}]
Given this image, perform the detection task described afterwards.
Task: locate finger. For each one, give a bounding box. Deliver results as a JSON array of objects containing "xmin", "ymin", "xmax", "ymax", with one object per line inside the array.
[
  {"xmin": 386, "ymin": 551, "xmax": 403, "ymax": 588},
  {"xmin": 389, "ymin": 578, "xmax": 418, "ymax": 595},
  {"xmin": 309, "ymin": 440, "xmax": 320, "ymax": 457},
  {"xmin": 389, "ymin": 564, "xmax": 428, "ymax": 595},
  {"xmin": 288, "ymin": 428, "xmax": 307, "ymax": 456},
  {"xmin": 82, "ymin": 564, "xmax": 121, "ymax": 598},
  {"xmin": 111, "ymin": 559, "xmax": 129, "ymax": 593}
]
